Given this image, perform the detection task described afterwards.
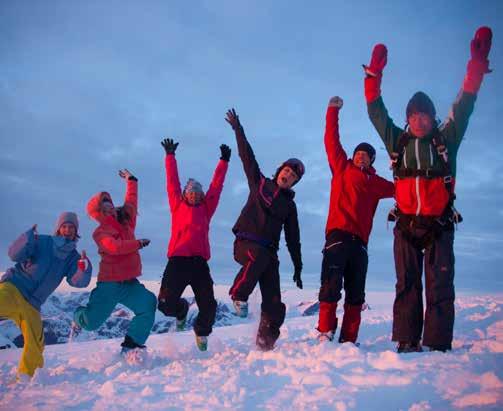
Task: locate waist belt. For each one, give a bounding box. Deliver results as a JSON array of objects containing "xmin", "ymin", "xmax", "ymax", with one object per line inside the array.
[
  {"xmin": 236, "ymin": 232, "xmax": 275, "ymax": 249},
  {"xmin": 394, "ymin": 168, "xmax": 447, "ymax": 179},
  {"xmin": 325, "ymin": 229, "xmax": 366, "ymax": 248}
]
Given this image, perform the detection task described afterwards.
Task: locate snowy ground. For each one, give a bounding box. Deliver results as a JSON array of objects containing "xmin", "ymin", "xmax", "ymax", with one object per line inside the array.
[{"xmin": 0, "ymin": 283, "xmax": 502, "ymax": 411}]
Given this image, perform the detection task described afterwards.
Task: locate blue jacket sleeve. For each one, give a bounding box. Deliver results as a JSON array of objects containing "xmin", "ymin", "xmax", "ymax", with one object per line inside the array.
[
  {"xmin": 65, "ymin": 253, "xmax": 93, "ymax": 288},
  {"xmin": 8, "ymin": 227, "xmax": 37, "ymax": 263}
]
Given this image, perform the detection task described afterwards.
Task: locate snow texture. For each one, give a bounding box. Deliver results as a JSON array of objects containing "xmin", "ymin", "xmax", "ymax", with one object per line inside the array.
[{"xmin": 1, "ymin": 282, "xmax": 502, "ymax": 410}]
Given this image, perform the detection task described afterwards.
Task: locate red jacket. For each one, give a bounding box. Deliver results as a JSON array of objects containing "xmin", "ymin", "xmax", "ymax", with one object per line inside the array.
[
  {"xmin": 90, "ymin": 179, "xmax": 143, "ymax": 282},
  {"xmin": 166, "ymin": 155, "xmax": 228, "ymax": 260},
  {"xmin": 324, "ymin": 106, "xmax": 394, "ymax": 244}
]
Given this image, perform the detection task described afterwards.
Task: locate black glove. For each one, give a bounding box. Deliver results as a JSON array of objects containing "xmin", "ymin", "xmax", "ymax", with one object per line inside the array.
[
  {"xmin": 220, "ymin": 144, "xmax": 231, "ymax": 162},
  {"xmin": 225, "ymin": 108, "xmax": 242, "ymax": 131},
  {"xmin": 161, "ymin": 138, "xmax": 179, "ymax": 155},
  {"xmin": 293, "ymin": 267, "xmax": 303, "ymax": 289},
  {"xmin": 138, "ymin": 239, "xmax": 151, "ymax": 249}
]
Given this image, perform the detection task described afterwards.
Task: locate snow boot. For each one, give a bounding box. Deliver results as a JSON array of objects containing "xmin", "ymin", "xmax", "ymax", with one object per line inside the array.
[
  {"xmin": 120, "ymin": 335, "xmax": 147, "ymax": 364},
  {"xmin": 428, "ymin": 343, "xmax": 451, "ymax": 352},
  {"xmin": 233, "ymin": 300, "xmax": 248, "ymax": 318},
  {"xmin": 339, "ymin": 303, "xmax": 362, "ymax": 344},
  {"xmin": 256, "ymin": 313, "xmax": 279, "ymax": 351},
  {"xmin": 176, "ymin": 316, "xmax": 187, "ymax": 331},
  {"xmin": 317, "ymin": 330, "xmax": 335, "ymax": 342},
  {"xmin": 397, "ymin": 341, "xmax": 423, "ymax": 353},
  {"xmin": 195, "ymin": 335, "xmax": 208, "ymax": 351}
]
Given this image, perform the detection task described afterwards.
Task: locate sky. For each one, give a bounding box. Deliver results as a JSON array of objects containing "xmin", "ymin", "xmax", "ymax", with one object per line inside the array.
[{"xmin": 1, "ymin": 0, "xmax": 502, "ymax": 291}]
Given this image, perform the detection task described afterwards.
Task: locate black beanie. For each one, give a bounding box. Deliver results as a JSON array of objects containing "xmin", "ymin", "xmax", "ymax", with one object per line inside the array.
[
  {"xmin": 406, "ymin": 91, "xmax": 436, "ymax": 120},
  {"xmin": 353, "ymin": 143, "xmax": 376, "ymax": 165}
]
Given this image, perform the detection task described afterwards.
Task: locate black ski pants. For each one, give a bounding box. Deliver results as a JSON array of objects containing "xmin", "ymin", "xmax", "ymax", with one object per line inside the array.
[
  {"xmin": 229, "ymin": 240, "xmax": 286, "ymax": 334},
  {"xmin": 158, "ymin": 256, "xmax": 217, "ymax": 337},
  {"xmin": 392, "ymin": 226, "xmax": 455, "ymax": 347},
  {"xmin": 318, "ymin": 237, "xmax": 368, "ymax": 305}
]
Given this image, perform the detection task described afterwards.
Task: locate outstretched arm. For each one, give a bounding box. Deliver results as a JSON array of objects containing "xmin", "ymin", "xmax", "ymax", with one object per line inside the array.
[
  {"xmin": 364, "ymin": 44, "xmax": 403, "ymax": 154},
  {"xmin": 162, "ymin": 138, "xmax": 183, "ymax": 212},
  {"xmin": 225, "ymin": 109, "xmax": 261, "ymax": 190},
  {"xmin": 324, "ymin": 96, "xmax": 348, "ymax": 174},
  {"xmin": 119, "ymin": 169, "xmax": 138, "ymax": 228},
  {"xmin": 442, "ymin": 26, "xmax": 493, "ymax": 148},
  {"xmin": 205, "ymin": 144, "xmax": 230, "ymax": 218}
]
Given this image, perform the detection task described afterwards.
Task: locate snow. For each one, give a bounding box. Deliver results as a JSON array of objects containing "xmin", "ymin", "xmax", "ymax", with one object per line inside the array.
[{"xmin": 1, "ymin": 283, "xmax": 502, "ymax": 410}]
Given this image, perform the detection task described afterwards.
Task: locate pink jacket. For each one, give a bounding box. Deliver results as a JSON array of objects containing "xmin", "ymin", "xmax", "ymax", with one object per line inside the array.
[
  {"xmin": 165, "ymin": 155, "xmax": 228, "ymax": 260},
  {"xmin": 88, "ymin": 179, "xmax": 143, "ymax": 281}
]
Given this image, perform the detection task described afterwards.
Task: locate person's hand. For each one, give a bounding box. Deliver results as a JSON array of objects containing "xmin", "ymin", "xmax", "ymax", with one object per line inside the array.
[
  {"xmin": 363, "ymin": 43, "xmax": 388, "ymax": 77},
  {"xmin": 225, "ymin": 109, "xmax": 241, "ymax": 131},
  {"xmin": 119, "ymin": 169, "xmax": 136, "ymax": 180},
  {"xmin": 328, "ymin": 96, "xmax": 343, "ymax": 109},
  {"xmin": 470, "ymin": 26, "xmax": 492, "ymax": 73},
  {"xmin": 138, "ymin": 239, "xmax": 151, "ymax": 249},
  {"xmin": 220, "ymin": 144, "xmax": 231, "ymax": 162},
  {"xmin": 32, "ymin": 224, "xmax": 38, "ymax": 239},
  {"xmin": 78, "ymin": 250, "xmax": 87, "ymax": 271},
  {"xmin": 293, "ymin": 267, "xmax": 303, "ymax": 289},
  {"xmin": 161, "ymin": 138, "xmax": 179, "ymax": 155}
]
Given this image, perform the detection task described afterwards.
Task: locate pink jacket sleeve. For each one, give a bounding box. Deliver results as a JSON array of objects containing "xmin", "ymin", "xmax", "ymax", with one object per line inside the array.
[
  {"xmin": 165, "ymin": 154, "xmax": 182, "ymax": 212},
  {"xmin": 324, "ymin": 106, "xmax": 348, "ymax": 175},
  {"xmin": 124, "ymin": 178, "xmax": 138, "ymax": 229},
  {"xmin": 205, "ymin": 159, "xmax": 229, "ymax": 219},
  {"xmin": 94, "ymin": 230, "xmax": 140, "ymax": 255}
]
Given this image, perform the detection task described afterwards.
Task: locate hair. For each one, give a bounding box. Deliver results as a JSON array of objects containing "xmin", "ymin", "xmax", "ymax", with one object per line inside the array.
[{"xmin": 116, "ymin": 205, "xmax": 133, "ymax": 225}]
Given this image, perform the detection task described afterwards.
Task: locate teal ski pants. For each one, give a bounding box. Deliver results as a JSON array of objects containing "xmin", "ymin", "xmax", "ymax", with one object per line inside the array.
[{"xmin": 74, "ymin": 279, "xmax": 157, "ymax": 345}]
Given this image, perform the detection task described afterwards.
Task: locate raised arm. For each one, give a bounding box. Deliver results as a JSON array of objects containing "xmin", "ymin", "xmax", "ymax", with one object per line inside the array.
[
  {"xmin": 66, "ymin": 250, "xmax": 92, "ymax": 288},
  {"xmin": 119, "ymin": 169, "xmax": 138, "ymax": 228},
  {"xmin": 225, "ymin": 109, "xmax": 261, "ymax": 190},
  {"xmin": 162, "ymin": 138, "xmax": 183, "ymax": 212},
  {"xmin": 374, "ymin": 175, "xmax": 395, "ymax": 200},
  {"xmin": 324, "ymin": 96, "xmax": 349, "ymax": 174},
  {"xmin": 8, "ymin": 225, "xmax": 37, "ymax": 263},
  {"xmin": 441, "ymin": 27, "xmax": 493, "ymax": 149},
  {"xmin": 364, "ymin": 44, "xmax": 403, "ymax": 154},
  {"xmin": 205, "ymin": 144, "xmax": 230, "ymax": 219}
]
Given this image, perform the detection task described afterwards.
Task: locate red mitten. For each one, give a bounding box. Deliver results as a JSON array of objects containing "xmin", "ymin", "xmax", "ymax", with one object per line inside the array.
[
  {"xmin": 464, "ymin": 26, "xmax": 493, "ymax": 94},
  {"xmin": 364, "ymin": 43, "xmax": 388, "ymax": 77},
  {"xmin": 363, "ymin": 44, "xmax": 387, "ymax": 102}
]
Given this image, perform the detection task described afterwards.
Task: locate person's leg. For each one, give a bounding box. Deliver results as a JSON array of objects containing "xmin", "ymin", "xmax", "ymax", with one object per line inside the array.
[
  {"xmin": 120, "ymin": 280, "xmax": 157, "ymax": 346},
  {"xmin": 191, "ymin": 259, "xmax": 217, "ymax": 337},
  {"xmin": 73, "ymin": 282, "xmax": 120, "ymax": 330},
  {"xmin": 158, "ymin": 258, "xmax": 190, "ymax": 321},
  {"xmin": 392, "ymin": 226, "xmax": 424, "ymax": 346},
  {"xmin": 256, "ymin": 254, "xmax": 285, "ymax": 350},
  {"xmin": 317, "ymin": 243, "xmax": 347, "ymax": 334},
  {"xmin": 229, "ymin": 240, "xmax": 271, "ymax": 302},
  {"xmin": 339, "ymin": 242, "xmax": 368, "ymax": 343},
  {"xmin": 0, "ymin": 282, "xmax": 44, "ymax": 377},
  {"xmin": 423, "ymin": 230, "xmax": 455, "ymax": 350}
]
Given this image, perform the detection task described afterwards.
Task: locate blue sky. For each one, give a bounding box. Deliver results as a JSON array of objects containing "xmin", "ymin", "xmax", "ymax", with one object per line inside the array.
[{"xmin": 1, "ymin": 0, "xmax": 502, "ymax": 291}]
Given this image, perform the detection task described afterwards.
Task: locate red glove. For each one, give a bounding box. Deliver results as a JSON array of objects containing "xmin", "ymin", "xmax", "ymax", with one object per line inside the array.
[
  {"xmin": 463, "ymin": 26, "xmax": 493, "ymax": 94},
  {"xmin": 363, "ymin": 44, "xmax": 388, "ymax": 103}
]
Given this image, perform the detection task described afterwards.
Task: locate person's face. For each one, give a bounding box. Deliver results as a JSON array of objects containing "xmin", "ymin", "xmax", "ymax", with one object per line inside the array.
[
  {"xmin": 100, "ymin": 195, "xmax": 117, "ymax": 218},
  {"xmin": 58, "ymin": 223, "xmax": 77, "ymax": 240},
  {"xmin": 408, "ymin": 112, "xmax": 434, "ymax": 138},
  {"xmin": 353, "ymin": 151, "xmax": 371, "ymax": 169},
  {"xmin": 276, "ymin": 166, "xmax": 299, "ymax": 189},
  {"xmin": 184, "ymin": 190, "xmax": 204, "ymax": 206}
]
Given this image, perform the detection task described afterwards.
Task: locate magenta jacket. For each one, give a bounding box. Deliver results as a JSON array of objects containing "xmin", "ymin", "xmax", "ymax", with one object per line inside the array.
[{"xmin": 165, "ymin": 154, "xmax": 228, "ymax": 260}]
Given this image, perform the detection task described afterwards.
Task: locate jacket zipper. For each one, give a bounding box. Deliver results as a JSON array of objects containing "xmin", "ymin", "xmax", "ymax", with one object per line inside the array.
[{"xmin": 415, "ymin": 139, "xmax": 421, "ymax": 215}]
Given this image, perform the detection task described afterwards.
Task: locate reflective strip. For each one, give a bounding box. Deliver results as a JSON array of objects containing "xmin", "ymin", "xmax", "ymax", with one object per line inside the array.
[
  {"xmin": 415, "ymin": 139, "xmax": 421, "ymax": 215},
  {"xmin": 325, "ymin": 241, "xmax": 342, "ymax": 251},
  {"xmin": 429, "ymin": 144, "xmax": 433, "ymax": 166},
  {"xmin": 230, "ymin": 250, "xmax": 255, "ymax": 295}
]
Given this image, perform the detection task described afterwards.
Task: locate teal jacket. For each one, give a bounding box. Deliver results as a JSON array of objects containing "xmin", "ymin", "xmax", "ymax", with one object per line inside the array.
[{"xmin": 1, "ymin": 227, "xmax": 92, "ymax": 311}]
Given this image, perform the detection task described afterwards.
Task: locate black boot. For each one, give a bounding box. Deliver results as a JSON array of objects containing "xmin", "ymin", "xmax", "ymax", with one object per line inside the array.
[
  {"xmin": 397, "ymin": 341, "xmax": 423, "ymax": 353},
  {"xmin": 121, "ymin": 335, "xmax": 146, "ymax": 351},
  {"xmin": 256, "ymin": 314, "xmax": 279, "ymax": 351}
]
